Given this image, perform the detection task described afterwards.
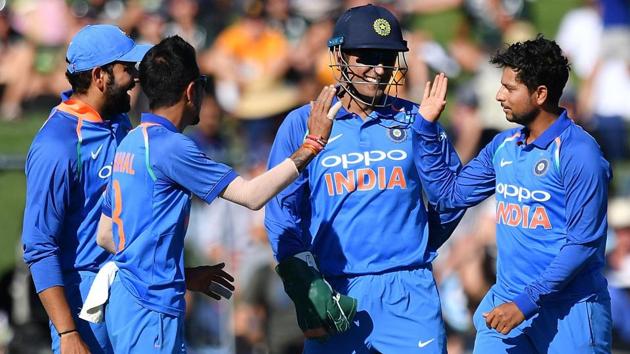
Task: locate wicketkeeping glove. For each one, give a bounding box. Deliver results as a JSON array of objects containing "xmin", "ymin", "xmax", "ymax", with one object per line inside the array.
[{"xmin": 276, "ymin": 251, "xmax": 357, "ymax": 339}]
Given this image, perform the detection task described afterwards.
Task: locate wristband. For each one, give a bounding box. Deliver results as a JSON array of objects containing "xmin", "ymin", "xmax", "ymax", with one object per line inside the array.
[
  {"xmin": 306, "ymin": 134, "xmax": 327, "ymax": 148},
  {"xmin": 58, "ymin": 329, "xmax": 78, "ymax": 337},
  {"xmin": 302, "ymin": 143, "xmax": 320, "ymax": 156}
]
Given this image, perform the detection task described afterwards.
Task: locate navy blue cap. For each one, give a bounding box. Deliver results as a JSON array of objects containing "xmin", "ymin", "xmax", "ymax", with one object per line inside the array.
[
  {"xmin": 328, "ymin": 4, "xmax": 408, "ymax": 52},
  {"xmin": 66, "ymin": 24, "xmax": 152, "ymax": 73}
]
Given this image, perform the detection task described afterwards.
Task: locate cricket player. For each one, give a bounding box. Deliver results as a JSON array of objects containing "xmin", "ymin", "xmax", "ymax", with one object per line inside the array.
[
  {"xmin": 265, "ymin": 4, "xmax": 464, "ymax": 353},
  {"xmin": 21, "ymin": 25, "xmax": 150, "ymax": 353},
  {"xmin": 414, "ymin": 36, "xmax": 612, "ymax": 353},
  {"xmin": 88, "ymin": 35, "xmax": 345, "ymax": 353}
]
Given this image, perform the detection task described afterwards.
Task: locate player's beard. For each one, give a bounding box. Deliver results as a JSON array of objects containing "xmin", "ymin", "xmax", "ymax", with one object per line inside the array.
[
  {"xmin": 508, "ymin": 106, "xmax": 539, "ymax": 126},
  {"xmin": 102, "ymin": 78, "xmax": 133, "ymax": 116}
]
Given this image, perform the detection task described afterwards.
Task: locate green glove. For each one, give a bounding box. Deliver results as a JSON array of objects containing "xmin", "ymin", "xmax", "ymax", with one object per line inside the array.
[{"xmin": 276, "ymin": 252, "xmax": 357, "ymax": 338}]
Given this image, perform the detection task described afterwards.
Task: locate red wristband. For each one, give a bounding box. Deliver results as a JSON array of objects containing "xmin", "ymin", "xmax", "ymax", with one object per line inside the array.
[{"xmin": 306, "ymin": 134, "xmax": 327, "ymax": 148}]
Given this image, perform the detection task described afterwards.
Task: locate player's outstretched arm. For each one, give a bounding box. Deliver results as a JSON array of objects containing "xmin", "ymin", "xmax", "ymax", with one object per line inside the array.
[{"xmin": 220, "ymin": 85, "xmax": 342, "ymax": 210}]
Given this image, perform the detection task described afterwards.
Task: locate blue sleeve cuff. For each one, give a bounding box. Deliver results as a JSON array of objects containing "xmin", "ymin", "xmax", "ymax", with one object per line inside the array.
[
  {"xmin": 203, "ymin": 170, "xmax": 239, "ymax": 204},
  {"xmin": 513, "ymin": 292, "xmax": 539, "ymax": 319},
  {"xmin": 29, "ymin": 255, "xmax": 64, "ymax": 293},
  {"xmin": 412, "ymin": 114, "xmax": 439, "ymax": 136},
  {"xmin": 102, "ymin": 204, "xmax": 112, "ymax": 217}
]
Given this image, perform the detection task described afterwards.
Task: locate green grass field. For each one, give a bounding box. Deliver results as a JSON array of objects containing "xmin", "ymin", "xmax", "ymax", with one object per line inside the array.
[
  {"xmin": 0, "ymin": 0, "xmax": 589, "ymax": 275},
  {"xmin": 0, "ymin": 114, "xmax": 43, "ymax": 274}
]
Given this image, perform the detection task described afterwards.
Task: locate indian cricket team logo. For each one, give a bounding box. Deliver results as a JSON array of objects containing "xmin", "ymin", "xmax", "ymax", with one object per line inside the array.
[
  {"xmin": 373, "ymin": 19, "xmax": 391, "ymax": 36},
  {"xmin": 387, "ymin": 127, "xmax": 407, "ymax": 143},
  {"xmin": 533, "ymin": 158, "xmax": 550, "ymax": 176}
]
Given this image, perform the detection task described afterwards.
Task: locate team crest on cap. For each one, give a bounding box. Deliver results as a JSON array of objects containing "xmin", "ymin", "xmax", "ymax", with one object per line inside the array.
[
  {"xmin": 373, "ymin": 18, "xmax": 391, "ymax": 36},
  {"xmin": 533, "ymin": 158, "xmax": 550, "ymax": 176},
  {"xmin": 387, "ymin": 127, "xmax": 407, "ymax": 143}
]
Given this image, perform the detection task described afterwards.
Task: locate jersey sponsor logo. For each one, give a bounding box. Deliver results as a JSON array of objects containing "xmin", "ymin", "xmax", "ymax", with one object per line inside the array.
[
  {"xmin": 113, "ymin": 152, "xmax": 136, "ymax": 175},
  {"xmin": 495, "ymin": 183, "xmax": 551, "ymax": 202},
  {"xmin": 495, "ymin": 183, "xmax": 552, "ymax": 229},
  {"xmin": 496, "ymin": 201, "xmax": 552, "ymax": 229},
  {"xmin": 321, "ymin": 149, "xmax": 408, "ymax": 196},
  {"xmin": 320, "ymin": 149, "xmax": 407, "ymax": 169},
  {"xmin": 323, "ymin": 166, "xmax": 407, "ymax": 196},
  {"xmin": 98, "ymin": 164, "xmax": 112, "ymax": 179}
]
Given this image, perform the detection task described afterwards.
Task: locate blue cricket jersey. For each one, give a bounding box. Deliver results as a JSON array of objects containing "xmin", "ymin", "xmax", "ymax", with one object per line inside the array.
[
  {"xmin": 22, "ymin": 92, "xmax": 131, "ymax": 293},
  {"xmin": 265, "ymin": 96, "xmax": 463, "ymax": 276},
  {"xmin": 103, "ymin": 113, "xmax": 237, "ymax": 316},
  {"xmin": 413, "ymin": 110, "xmax": 611, "ymax": 318}
]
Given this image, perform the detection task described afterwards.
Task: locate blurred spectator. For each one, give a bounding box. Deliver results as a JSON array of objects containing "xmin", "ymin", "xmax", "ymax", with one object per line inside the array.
[
  {"xmin": 559, "ymin": 0, "xmax": 630, "ymax": 162},
  {"xmin": 433, "ymin": 199, "xmax": 497, "ymax": 354},
  {"xmin": 203, "ymin": 0, "xmax": 298, "ymax": 165},
  {"xmin": 0, "ymin": 7, "xmax": 27, "ymax": 121},
  {"xmin": 136, "ymin": 11, "xmax": 167, "ymax": 45},
  {"xmin": 187, "ymin": 83, "xmax": 235, "ymax": 166},
  {"xmin": 607, "ymin": 197, "xmax": 630, "ymax": 351},
  {"xmin": 265, "ymin": 0, "xmax": 308, "ymax": 46},
  {"xmin": 449, "ymin": 83, "xmax": 483, "ymax": 163},
  {"xmin": 239, "ymin": 247, "xmax": 303, "ymax": 354},
  {"xmin": 165, "ymin": 0, "xmax": 206, "ymax": 50},
  {"xmin": 403, "ymin": 0, "xmax": 531, "ymax": 50},
  {"xmin": 0, "ymin": 0, "xmax": 71, "ymax": 120}
]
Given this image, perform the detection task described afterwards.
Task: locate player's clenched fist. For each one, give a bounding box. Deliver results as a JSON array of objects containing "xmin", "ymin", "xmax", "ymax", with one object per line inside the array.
[{"xmin": 483, "ymin": 302, "xmax": 525, "ymax": 335}]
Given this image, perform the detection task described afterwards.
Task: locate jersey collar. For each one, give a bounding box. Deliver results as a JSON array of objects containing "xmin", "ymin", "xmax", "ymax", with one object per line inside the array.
[
  {"xmin": 331, "ymin": 96, "xmax": 354, "ymax": 120},
  {"xmin": 56, "ymin": 98, "xmax": 103, "ymax": 123},
  {"xmin": 140, "ymin": 113, "xmax": 179, "ymax": 133},
  {"xmin": 521, "ymin": 109, "xmax": 572, "ymax": 149},
  {"xmin": 333, "ymin": 96, "xmax": 406, "ymax": 121}
]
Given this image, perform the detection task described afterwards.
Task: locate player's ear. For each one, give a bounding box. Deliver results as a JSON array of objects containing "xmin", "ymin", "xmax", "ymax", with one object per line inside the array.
[
  {"xmin": 185, "ymin": 81, "xmax": 195, "ymax": 104},
  {"xmin": 92, "ymin": 67, "xmax": 107, "ymax": 92},
  {"xmin": 535, "ymin": 85, "xmax": 548, "ymax": 106}
]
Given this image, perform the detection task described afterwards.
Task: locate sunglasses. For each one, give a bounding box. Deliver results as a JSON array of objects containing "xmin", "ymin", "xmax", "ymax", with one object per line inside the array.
[{"xmin": 347, "ymin": 50, "xmax": 399, "ymax": 67}]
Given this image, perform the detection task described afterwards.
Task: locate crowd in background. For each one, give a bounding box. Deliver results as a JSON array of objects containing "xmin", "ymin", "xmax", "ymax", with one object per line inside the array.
[{"xmin": 0, "ymin": 0, "xmax": 628, "ymax": 353}]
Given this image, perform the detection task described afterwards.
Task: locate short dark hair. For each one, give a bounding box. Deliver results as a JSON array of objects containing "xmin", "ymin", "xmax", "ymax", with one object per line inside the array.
[
  {"xmin": 490, "ymin": 35, "xmax": 570, "ymax": 107},
  {"xmin": 139, "ymin": 35, "xmax": 200, "ymax": 110},
  {"xmin": 65, "ymin": 62, "xmax": 115, "ymax": 94}
]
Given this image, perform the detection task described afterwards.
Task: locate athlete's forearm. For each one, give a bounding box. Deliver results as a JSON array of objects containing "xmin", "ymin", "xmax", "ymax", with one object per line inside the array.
[
  {"xmin": 96, "ymin": 214, "xmax": 116, "ymax": 254},
  {"xmin": 39, "ymin": 286, "xmax": 78, "ymax": 333},
  {"xmin": 221, "ymin": 157, "xmax": 302, "ymax": 210},
  {"xmin": 413, "ymin": 117, "xmax": 495, "ymax": 210},
  {"xmin": 221, "ymin": 146, "xmax": 319, "ymax": 210},
  {"xmin": 513, "ymin": 241, "xmax": 600, "ymax": 319}
]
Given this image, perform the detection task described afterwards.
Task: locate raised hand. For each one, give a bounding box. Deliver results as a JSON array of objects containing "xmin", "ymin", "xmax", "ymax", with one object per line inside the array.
[
  {"xmin": 185, "ymin": 263, "xmax": 235, "ymax": 300},
  {"xmin": 419, "ymin": 73, "xmax": 448, "ymax": 123},
  {"xmin": 307, "ymin": 85, "xmax": 343, "ymax": 141}
]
